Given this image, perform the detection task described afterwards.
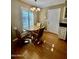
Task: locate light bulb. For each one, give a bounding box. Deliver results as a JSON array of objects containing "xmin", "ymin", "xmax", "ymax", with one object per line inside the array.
[
  {"xmin": 32, "ymin": 7, "xmax": 36, "ymax": 10},
  {"xmin": 30, "ymin": 7, "xmax": 36, "ymax": 11},
  {"xmin": 37, "ymin": 8, "xmax": 40, "ymax": 11}
]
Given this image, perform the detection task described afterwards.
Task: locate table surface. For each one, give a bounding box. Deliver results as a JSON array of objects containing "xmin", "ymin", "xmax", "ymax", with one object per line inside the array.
[{"xmin": 27, "ymin": 26, "xmax": 40, "ymax": 31}]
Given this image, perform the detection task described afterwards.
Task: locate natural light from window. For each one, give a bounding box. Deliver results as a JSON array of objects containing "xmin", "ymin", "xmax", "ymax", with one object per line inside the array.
[{"xmin": 21, "ymin": 9, "xmax": 34, "ymax": 30}]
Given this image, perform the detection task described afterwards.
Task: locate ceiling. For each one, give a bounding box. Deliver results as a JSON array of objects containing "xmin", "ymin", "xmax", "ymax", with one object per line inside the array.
[{"xmin": 21, "ymin": 0, "xmax": 65, "ymax": 8}]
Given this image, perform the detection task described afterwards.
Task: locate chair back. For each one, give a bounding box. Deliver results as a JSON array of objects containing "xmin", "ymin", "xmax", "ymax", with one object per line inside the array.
[
  {"xmin": 15, "ymin": 29, "xmax": 21, "ymax": 39},
  {"xmin": 37, "ymin": 27, "xmax": 45, "ymax": 39}
]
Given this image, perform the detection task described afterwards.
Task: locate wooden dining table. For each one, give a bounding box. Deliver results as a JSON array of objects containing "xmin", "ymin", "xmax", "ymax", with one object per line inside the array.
[
  {"xmin": 27, "ymin": 25, "xmax": 40, "ymax": 31},
  {"xmin": 21, "ymin": 24, "xmax": 45, "ymax": 41}
]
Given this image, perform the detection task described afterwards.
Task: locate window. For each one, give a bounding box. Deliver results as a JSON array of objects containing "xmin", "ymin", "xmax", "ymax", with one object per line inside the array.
[{"xmin": 21, "ymin": 9, "xmax": 34, "ymax": 30}]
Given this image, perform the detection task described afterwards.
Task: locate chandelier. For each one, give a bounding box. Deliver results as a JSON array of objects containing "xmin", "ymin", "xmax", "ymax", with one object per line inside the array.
[
  {"xmin": 30, "ymin": 7, "xmax": 40, "ymax": 12},
  {"xmin": 30, "ymin": 0, "xmax": 40, "ymax": 12}
]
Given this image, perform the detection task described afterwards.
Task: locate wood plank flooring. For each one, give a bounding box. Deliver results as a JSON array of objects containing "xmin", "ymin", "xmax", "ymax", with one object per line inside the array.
[{"xmin": 11, "ymin": 32, "xmax": 67, "ymax": 59}]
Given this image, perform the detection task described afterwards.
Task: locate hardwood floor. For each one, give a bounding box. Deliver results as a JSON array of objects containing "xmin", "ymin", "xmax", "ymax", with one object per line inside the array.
[{"xmin": 11, "ymin": 32, "xmax": 67, "ymax": 59}]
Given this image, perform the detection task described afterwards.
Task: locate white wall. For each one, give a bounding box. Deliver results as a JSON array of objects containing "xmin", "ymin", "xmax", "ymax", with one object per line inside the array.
[{"xmin": 47, "ymin": 8, "xmax": 60, "ymax": 34}]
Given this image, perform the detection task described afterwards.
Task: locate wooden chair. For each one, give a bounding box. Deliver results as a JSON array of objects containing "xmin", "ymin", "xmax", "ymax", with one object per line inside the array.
[
  {"xmin": 13, "ymin": 29, "xmax": 31, "ymax": 47},
  {"xmin": 32, "ymin": 27, "xmax": 45, "ymax": 45}
]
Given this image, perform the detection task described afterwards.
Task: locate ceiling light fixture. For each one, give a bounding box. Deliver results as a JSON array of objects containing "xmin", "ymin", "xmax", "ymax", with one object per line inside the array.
[
  {"xmin": 30, "ymin": 7, "xmax": 40, "ymax": 12},
  {"xmin": 30, "ymin": 0, "xmax": 40, "ymax": 12}
]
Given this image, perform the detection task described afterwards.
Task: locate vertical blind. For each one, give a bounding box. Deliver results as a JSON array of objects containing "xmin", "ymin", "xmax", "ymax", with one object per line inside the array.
[{"xmin": 22, "ymin": 9, "xmax": 34, "ymax": 30}]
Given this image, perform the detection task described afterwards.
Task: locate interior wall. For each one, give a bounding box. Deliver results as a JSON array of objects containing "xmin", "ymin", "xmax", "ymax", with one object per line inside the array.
[
  {"xmin": 39, "ymin": 2, "xmax": 66, "ymax": 34},
  {"xmin": 47, "ymin": 2, "xmax": 67, "ymax": 20},
  {"xmin": 39, "ymin": 9, "xmax": 47, "ymax": 21},
  {"xmin": 39, "ymin": 9, "xmax": 48, "ymax": 28},
  {"xmin": 39, "ymin": 2, "xmax": 66, "ymax": 22}
]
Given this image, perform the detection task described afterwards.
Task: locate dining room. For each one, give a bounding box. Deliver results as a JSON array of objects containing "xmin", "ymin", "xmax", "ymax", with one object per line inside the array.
[{"xmin": 11, "ymin": 0, "xmax": 67, "ymax": 59}]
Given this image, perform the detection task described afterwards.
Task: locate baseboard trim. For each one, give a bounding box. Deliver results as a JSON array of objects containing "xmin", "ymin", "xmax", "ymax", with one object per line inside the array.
[{"xmin": 44, "ymin": 30, "xmax": 58, "ymax": 36}]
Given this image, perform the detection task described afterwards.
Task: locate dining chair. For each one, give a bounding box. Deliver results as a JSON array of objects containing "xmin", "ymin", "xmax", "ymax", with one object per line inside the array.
[
  {"xmin": 13, "ymin": 29, "xmax": 31, "ymax": 47},
  {"xmin": 32, "ymin": 27, "xmax": 45, "ymax": 45}
]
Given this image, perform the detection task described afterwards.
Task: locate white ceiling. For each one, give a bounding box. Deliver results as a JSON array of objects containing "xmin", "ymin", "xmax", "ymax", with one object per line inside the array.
[{"xmin": 21, "ymin": 0, "xmax": 65, "ymax": 8}]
